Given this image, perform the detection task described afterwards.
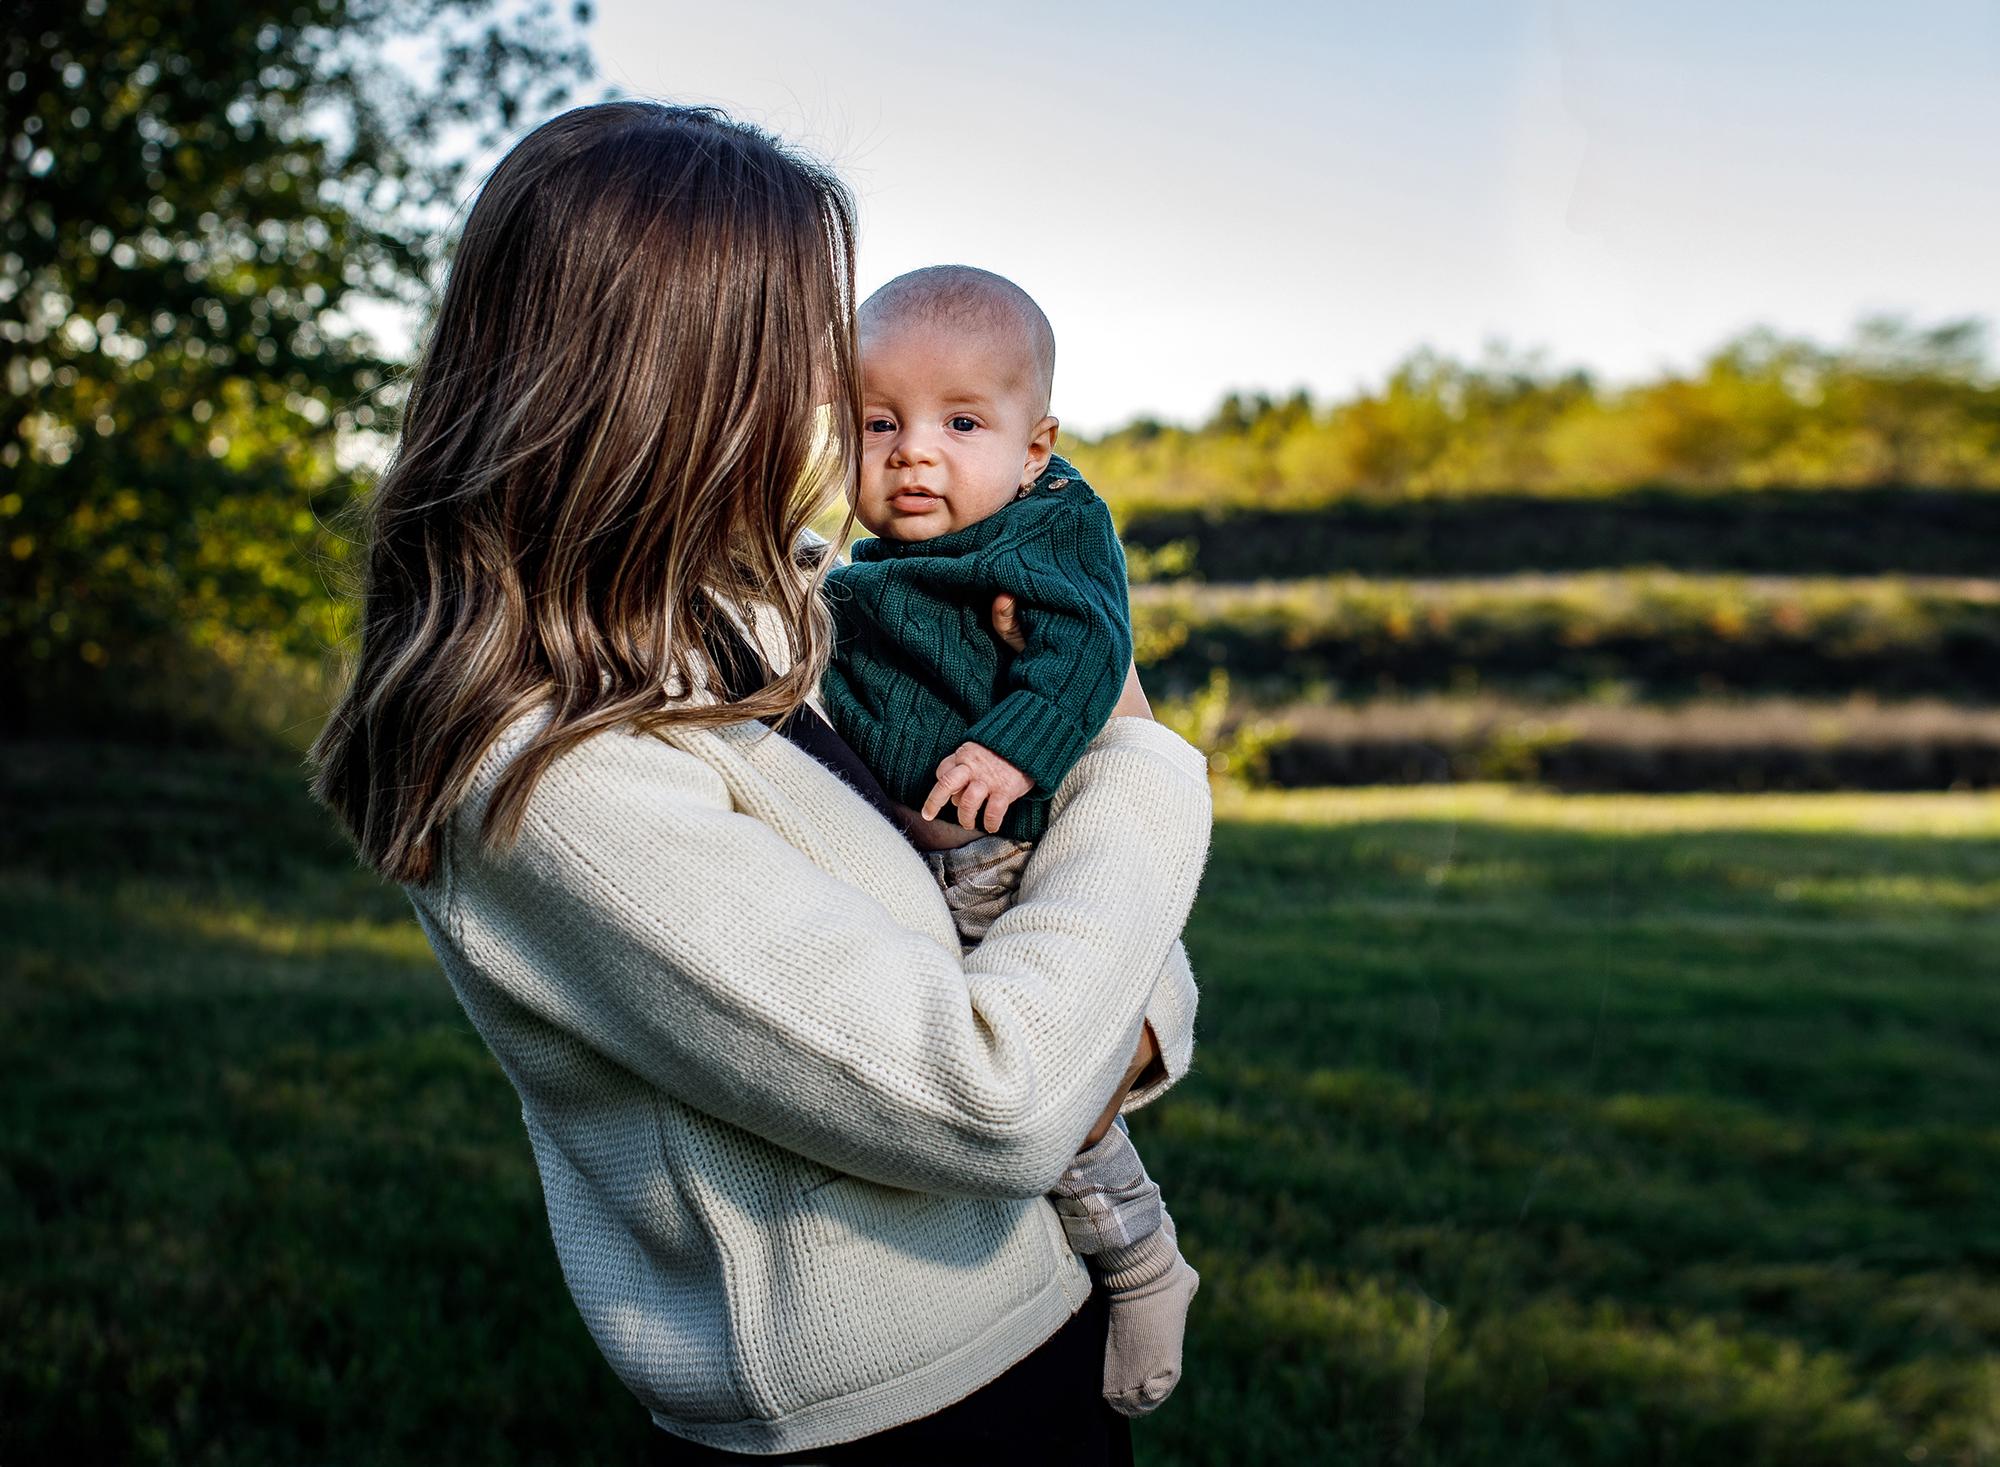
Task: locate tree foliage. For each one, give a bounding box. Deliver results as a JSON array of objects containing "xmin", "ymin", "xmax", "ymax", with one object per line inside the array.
[
  {"xmin": 1, "ymin": 0, "xmax": 592, "ymax": 733},
  {"xmin": 1071, "ymin": 320, "xmax": 2000, "ymax": 516}
]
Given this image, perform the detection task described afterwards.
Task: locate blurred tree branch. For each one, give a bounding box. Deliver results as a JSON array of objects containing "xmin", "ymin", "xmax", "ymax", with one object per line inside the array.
[{"xmin": 1, "ymin": 0, "xmax": 593, "ymax": 734}]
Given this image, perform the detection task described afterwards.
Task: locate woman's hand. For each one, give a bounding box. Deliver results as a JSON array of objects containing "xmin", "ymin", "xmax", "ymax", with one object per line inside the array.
[
  {"xmin": 893, "ymin": 800, "xmax": 988, "ymax": 852},
  {"xmin": 1083, "ymin": 1023, "xmax": 1162, "ymax": 1147},
  {"xmin": 990, "ymin": 593, "xmax": 1030, "ymax": 654},
  {"xmin": 990, "ymin": 593, "xmax": 1151, "ymax": 721}
]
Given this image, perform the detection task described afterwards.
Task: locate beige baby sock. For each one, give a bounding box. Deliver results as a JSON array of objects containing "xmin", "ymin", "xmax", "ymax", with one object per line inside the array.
[
  {"xmin": 1046, "ymin": 1121, "xmax": 1200, "ymax": 1417},
  {"xmin": 1094, "ymin": 1208, "xmax": 1200, "ymax": 1417}
]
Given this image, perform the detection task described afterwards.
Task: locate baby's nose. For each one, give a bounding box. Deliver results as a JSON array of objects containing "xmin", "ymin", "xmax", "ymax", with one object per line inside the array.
[{"xmin": 893, "ymin": 429, "xmax": 940, "ymax": 464}]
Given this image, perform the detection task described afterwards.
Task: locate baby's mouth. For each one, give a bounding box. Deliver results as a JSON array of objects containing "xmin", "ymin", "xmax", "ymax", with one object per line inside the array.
[{"xmin": 889, "ymin": 487, "xmax": 941, "ymax": 511}]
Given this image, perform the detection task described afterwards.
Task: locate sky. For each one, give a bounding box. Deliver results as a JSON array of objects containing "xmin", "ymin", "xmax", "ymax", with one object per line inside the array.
[{"xmin": 573, "ymin": 0, "xmax": 1998, "ymax": 434}]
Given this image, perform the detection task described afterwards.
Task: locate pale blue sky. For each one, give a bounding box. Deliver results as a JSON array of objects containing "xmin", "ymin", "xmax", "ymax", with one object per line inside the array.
[{"xmin": 584, "ymin": 0, "xmax": 1998, "ymax": 432}]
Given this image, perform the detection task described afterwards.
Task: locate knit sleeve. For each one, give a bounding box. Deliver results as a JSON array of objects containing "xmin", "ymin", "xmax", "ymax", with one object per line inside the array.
[
  {"xmin": 448, "ymin": 716, "xmax": 1210, "ymax": 1199},
  {"xmin": 962, "ymin": 497, "xmax": 1134, "ymax": 795}
]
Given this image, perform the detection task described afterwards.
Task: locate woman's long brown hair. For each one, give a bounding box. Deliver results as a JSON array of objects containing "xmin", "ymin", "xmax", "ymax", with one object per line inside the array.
[{"xmin": 311, "ymin": 102, "xmax": 859, "ymax": 884}]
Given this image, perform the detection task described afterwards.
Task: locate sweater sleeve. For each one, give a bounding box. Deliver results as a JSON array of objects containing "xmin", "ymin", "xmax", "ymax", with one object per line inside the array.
[
  {"xmin": 1125, "ymin": 937, "xmax": 1199, "ymax": 1113},
  {"xmin": 961, "ymin": 498, "xmax": 1134, "ymax": 795},
  {"xmin": 448, "ymin": 716, "xmax": 1210, "ymax": 1200}
]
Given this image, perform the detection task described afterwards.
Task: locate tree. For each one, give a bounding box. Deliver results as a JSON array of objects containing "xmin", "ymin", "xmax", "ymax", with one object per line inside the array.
[
  {"xmin": 1, "ymin": 0, "xmax": 593, "ymax": 737},
  {"xmin": 1836, "ymin": 316, "xmax": 1995, "ymax": 485}
]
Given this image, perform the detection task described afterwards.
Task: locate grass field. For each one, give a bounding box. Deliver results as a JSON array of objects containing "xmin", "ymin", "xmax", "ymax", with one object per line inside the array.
[{"xmin": 3, "ymin": 745, "xmax": 1995, "ymax": 1465}]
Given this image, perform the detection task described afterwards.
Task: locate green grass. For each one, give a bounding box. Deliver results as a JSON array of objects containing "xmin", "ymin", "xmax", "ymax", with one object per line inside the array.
[{"xmin": 3, "ymin": 747, "xmax": 1996, "ymax": 1465}]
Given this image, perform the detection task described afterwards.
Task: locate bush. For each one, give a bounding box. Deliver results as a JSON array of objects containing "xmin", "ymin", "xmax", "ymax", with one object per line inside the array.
[
  {"xmin": 1249, "ymin": 695, "xmax": 2000, "ymax": 792},
  {"xmin": 1133, "ymin": 572, "xmax": 2000, "ymax": 703},
  {"xmin": 1117, "ymin": 487, "xmax": 2000, "ymax": 582}
]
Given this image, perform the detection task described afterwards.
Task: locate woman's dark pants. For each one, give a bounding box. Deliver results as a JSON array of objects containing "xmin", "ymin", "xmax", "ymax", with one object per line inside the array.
[{"xmin": 641, "ymin": 1288, "xmax": 1135, "ymax": 1466}]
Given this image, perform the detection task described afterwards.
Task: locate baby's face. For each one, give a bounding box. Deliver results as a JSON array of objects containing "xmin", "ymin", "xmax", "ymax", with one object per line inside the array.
[{"xmin": 854, "ymin": 321, "xmax": 1051, "ymax": 542}]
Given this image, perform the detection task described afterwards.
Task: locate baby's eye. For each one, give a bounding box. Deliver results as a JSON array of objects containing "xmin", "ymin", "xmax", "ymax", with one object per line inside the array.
[
  {"xmin": 864, "ymin": 416, "xmax": 895, "ymax": 434},
  {"xmin": 948, "ymin": 415, "xmax": 979, "ymax": 432}
]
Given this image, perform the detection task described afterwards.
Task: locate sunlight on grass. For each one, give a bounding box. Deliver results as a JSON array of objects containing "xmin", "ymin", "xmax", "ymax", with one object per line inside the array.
[
  {"xmin": 1762, "ymin": 869, "xmax": 2000, "ymax": 915},
  {"xmin": 6, "ymin": 747, "xmax": 1996, "ymax": 1466},
  {"xmin": 1218, "ymin": 782, "xmax": 2000, "ymax": 837},
  {"xmin": 144, "ymin": 895, "xmax": 432, "ymax": 964}
]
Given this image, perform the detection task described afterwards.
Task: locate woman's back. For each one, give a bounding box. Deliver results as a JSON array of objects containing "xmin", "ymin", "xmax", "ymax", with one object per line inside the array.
[{"xmin": 409, "ymin": 691, "xmax": 1206, "ymax": 1454}]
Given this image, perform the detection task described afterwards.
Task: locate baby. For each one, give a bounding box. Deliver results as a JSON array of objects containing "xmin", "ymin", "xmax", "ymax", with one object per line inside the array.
[{"xmin": 820, "ymin": 265, "xmax": 1200, "ymax": 1418}]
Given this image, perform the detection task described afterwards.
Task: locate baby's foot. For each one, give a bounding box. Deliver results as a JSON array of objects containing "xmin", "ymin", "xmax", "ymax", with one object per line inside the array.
[{"xmin": 1097, "ymin": 1211, "xmax": 1199, "ymax": 1417}]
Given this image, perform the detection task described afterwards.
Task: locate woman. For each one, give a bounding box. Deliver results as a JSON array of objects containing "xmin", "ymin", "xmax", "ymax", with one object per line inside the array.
[{"xmin": 311, "ymin": 101, "xmax": 1209, "ymax": 1464}]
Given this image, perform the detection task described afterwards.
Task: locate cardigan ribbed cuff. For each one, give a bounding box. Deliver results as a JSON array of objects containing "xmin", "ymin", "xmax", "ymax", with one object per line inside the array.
[{"xmin": 964, "ymin": 690, "xmax": 1098, "ymax": 797}]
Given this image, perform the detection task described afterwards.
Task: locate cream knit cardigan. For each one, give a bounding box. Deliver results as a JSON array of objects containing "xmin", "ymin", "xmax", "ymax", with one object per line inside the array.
[{"xmin": 405, "ymin": 647, "xmax": 1211, "ymax": 1454}]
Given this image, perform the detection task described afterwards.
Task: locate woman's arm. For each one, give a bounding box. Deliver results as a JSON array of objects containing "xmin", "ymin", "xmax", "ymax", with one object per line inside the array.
[
  {"xmin": 1076, "ymin": 668, "xmax": 1169, "ymax": 1144},
  {"xmin": 996, "ymin": 596, "xmax": 1171, "ymax": 1139},
  {"xmin": 1108, "ymin": 658, "xmax": 1153, "ymax": 720},
  {"xmin": 448, "ymin": 714, "xmax": 1211, "ymax": 1200},
  {"xmin": 994, "ymin": 596, "xmax": 1172, "ymax": 1141}
]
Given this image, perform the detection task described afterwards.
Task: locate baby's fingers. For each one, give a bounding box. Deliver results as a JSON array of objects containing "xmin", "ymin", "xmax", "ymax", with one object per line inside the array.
[
  {"xmin": 955, "ymin": 782, "xmax": 990, "ymax": 829},
  {"xmin": 922, "ymin": 763, "xmax": 973, "ymax": 822}
]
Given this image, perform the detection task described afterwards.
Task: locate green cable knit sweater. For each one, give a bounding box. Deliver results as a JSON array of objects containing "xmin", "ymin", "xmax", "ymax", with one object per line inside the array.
[{"xmin": 822, "ymin": 457, "xmax": 1133, "ymax": 839}]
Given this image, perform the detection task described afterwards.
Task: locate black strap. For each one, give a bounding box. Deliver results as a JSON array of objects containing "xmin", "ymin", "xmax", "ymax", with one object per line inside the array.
[{"xmin": 699, "ymin": 612, "xmax": 905, "ymax": 830}]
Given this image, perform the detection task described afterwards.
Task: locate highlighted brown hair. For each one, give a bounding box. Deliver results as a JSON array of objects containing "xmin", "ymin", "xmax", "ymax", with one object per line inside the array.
[{"xmin": 311, "ymin": 102, "xmax": 859, "ymax": 884}]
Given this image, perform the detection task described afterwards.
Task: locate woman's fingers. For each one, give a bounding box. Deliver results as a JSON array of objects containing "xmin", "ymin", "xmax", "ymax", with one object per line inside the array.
[
  {"xmin": 981, "ymin": 792, "xmax": 1010, "ymax": 833},
  {"xmin": 990, "ymin": 593, "xmax": 1027, "ymax": 653},
  {"xmin": 956, "ymin": 782, "xmax": 989, "ymax": 828}
]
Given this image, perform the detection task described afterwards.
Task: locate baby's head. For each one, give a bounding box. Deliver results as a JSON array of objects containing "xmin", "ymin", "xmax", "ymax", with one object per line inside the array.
[{"xmin": 852, "ymin": 265, "xmax": 1058, "ymax": 542}]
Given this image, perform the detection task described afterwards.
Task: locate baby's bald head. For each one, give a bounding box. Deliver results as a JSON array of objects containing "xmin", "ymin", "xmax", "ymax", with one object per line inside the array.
[{"xmin": 858, "ymin": 265, "xmax": 1056, "ymax": 416}]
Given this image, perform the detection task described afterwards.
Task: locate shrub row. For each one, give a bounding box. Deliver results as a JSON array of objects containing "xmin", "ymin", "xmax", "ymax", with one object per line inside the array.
[
  {"xmin": 1132, "ymin": 573, "xmax": 2000, "ymax": 703},
  {"xmin": 1118, "ymin": 487, "xmax": 2000, "ymax": 582},
  {"xmin": 1242, "ymin": 696, "xmax": 2000, "ymax": 792}
]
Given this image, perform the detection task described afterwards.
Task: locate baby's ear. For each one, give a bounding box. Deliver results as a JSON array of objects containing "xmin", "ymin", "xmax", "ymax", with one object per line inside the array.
[{"xmin": 1019, "ymin": 415, "xmax": 1061, "ymax": 488}]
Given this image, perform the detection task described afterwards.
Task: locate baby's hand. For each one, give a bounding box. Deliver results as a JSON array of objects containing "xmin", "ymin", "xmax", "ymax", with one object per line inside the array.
[{"xmin": 921, "ymin": 741, "xmax": 1033, "ymax": 833}]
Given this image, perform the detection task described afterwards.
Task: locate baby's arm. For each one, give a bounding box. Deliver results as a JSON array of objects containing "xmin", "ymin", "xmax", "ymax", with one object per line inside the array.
[
  {"xmin": 929, "ymin": 501, "xmax": 1134, "ymax": 830},
  {"xmin": 963, "ymin": 535, "xmax": 1132, "ymax": 792}
]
